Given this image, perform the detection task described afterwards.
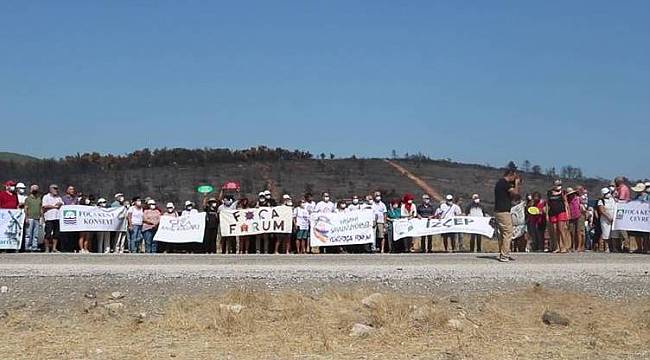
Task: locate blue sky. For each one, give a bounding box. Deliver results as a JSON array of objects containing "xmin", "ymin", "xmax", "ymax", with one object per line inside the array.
[{"xmin": 1, "ymin": 1, "xmax": 648, "ymax": 179}]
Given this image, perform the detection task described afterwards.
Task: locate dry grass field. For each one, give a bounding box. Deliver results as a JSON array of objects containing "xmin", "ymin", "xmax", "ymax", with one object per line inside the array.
[{"xmin": 1, "ymin": 285, "xmax": 648, "ymax": 360}]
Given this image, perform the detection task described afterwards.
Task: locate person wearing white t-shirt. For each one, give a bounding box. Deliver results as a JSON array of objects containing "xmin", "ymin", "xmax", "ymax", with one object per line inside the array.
[
  {"xmin": 435, "ymin": 194, "xmax": 463, "ymax": 252},
  {"xmin": 371, "ymin": 191, "xmax": 388, "ymax": 253},
  {"xmin": 314, "ymin": 192, "xmax": 336, "ymax": 213},
  {"xmin": 16, "ymin": 182, "xmax": 27, "ymax": 208},
  {"xmin": 348, "ymin": 196, "xmax": 363, "ymax": 211},
  {"xmin": 127, "ymin": 197, "xmax": 144, "ymax": 253},
  {"xmin": 294, "ymin": 199, "xmax": 311, "ymax": 254},
  {"xmin": 41, "ymin": 184, "xmax": 64, "ymax": 252},
  {"xmin": 597, "ymin": 187, "xmax": 617, "ymax": 252}
]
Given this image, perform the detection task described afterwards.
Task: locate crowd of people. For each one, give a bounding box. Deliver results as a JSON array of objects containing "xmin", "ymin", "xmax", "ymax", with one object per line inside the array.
[{"xmin": 0, "ymin": 170, "xmax": 648, "ymax": 258}]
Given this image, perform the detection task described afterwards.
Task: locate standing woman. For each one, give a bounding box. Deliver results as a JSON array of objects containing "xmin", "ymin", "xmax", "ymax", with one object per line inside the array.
[
  {"xmin": 386, "ymin": 199, "xmax": 402, "ymax": 253},
  {"xmin": 400, "ymin": 193, "xmax": 417, "ymax": 252},
  {"xmin": 546, "ymin": 180, "xmax": 571, "ymax": 253},
  {"xmin": 203, "ymin": 198, "xmax": 219, "ymax": 254},
  {"xmin": 142, "ymin": 199, "xmax": 161, "ymax": 253},
  {"xmin": 597, "ymin": 188, "xmax": 616, "ymax": 252},
  {"xmin": 127, "ymin": 197, "xmax": 144, "ymax": 253},
  {"xmin": 160, "ymin": 202, "xmax": 178, "ymax": 253},
  {"xmin": 95, "ymin": 198, "xmax": 112, "ymax": 253},
  {"xmin": 237, "ymin": 197, "xmax": 251, "ymax": 254}
]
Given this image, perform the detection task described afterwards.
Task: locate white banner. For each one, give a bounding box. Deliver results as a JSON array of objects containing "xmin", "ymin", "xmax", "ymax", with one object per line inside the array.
[
  {"xmin": 0, "ymin": 209, "xmax": 25, "ymax": 250},
  {"xmin": 392, "ymin": 216, "xmax": 495, "ymax": 240},
  {"xmin": 219, "ymin": 206, "xmax": 293, "ymax": 237},
  {"xmin": 59, "ymin": 205, "xmax": 127, "ymax": 232},
  {"xmin": 154, "ymin": 213, "xmax": 206, "ymax": 243},
  {"xmin": 310, "ymin": 209, "xmax": 375, "ymax": 247},
  {"xmin": 613, "ymin": 201, "xmax": 650, "ymax": 232}
]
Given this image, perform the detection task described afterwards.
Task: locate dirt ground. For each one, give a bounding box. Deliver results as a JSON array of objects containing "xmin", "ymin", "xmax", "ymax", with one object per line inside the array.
[
  {"xmin": 0, "ymin": 286, "xmax": 648, "ymax": 359},
  {"xmin": 0, "ymin": 253, "xmax": 648, "ymax": 359}
]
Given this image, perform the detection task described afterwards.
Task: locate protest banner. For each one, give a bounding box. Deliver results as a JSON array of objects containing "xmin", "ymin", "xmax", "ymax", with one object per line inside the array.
[
  {"xmin": 392, "ymin": 216, "xmax": 495, "ymax": 241},
  {"xmin": 59, "ymin": 205, "xmax": 127, "ymax": 232},
  {"xmin": 220, "ymin": 206, "xmax": 293, "ymax": 237},
  {"xmin": 0, "ymin": 209, "xmax": 25, "ymax": 250},
  {"xmin": 310, "ymin": 209, "xmax": 375, "ymax": 247},
  {"xmin": 154, "ymin": 212, "xmax": 206, "ymax": 243},
  {"xmin": 613, "ymin": 201, "xmax": 650, "ymax": 233}
]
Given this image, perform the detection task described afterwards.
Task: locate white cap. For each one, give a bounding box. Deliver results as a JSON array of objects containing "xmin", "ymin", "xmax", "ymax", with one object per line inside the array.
[
  {"xmin": 184, "ymin": 200, "xmax": 192, "ymax": 206},
  {"xmin": 258, "ymin": 192, "xmax": 265, "ymax": 197},
  {"xmin": 263, "ymin": 190, "xmax": 271, "ymax": 195},
  {"xmin": 282, "ymin": 194, "xmax": 291, "ymax": 200},
  {"xmin": 166, "ymin": 202, "xmax": 174, "ymax": 208},
  {"xmin": 16, "ymin": 182, "xmax": 26, "ymax": 189},
  {"xmin": 147, "ymin": 199, "xmax": 156, "ymax": 205},
  {"xmin": 445, "ymin": 194, "xmax": 453, "ymax": 201},
  {"xmin": 471, "ymin": 194, "xmax": 479, "ymax": 199},
  {"xmin": 422, "ymin": 194, "xmax": 430, "ymax": 199},
  {"xmin": 114, "ymin": 193, "xmax": 124, "ymax": 198},
  {"xmin": 97, "ymin": 198, "xmax": 107, "ymax": 203},
  {"xmin": 600, "ymin": 187, "xmax": 610, "ymax": 195}
]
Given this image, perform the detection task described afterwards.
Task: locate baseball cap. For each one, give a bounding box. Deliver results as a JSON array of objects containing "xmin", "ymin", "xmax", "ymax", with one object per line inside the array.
[
  {"xmin": 445, "ymin": 194, "xmax": 453, "ymax": 201},
  {"xmin": 16, "ymin": 182, "xmax": 26, "ymax": 189},
  {"xmin": 147, "ymin": 199, "xmax": 156, "ymax": 205},
  {"xmin": 166, "ymin": 202, "xmax": 175, "ymax": 209},
  {"xmin": 184, "ymin": 200, "xmax": 192, "ymax": 206},
  {"xmin": 600, "ymin": 187, "xmax": 610, "ymax": 195}
]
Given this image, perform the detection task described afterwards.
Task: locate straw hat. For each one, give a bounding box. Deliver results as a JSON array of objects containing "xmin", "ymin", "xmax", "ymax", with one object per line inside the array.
[{"xmin": 631, "ymin": 182, "xmax": 647, "ymax": 192}]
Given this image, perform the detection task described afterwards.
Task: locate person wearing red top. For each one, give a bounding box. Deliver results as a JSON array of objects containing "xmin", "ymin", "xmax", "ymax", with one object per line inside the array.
[
  {"xmin": 0, "ymin": 181, "xmax": 19, "ymax": 209},
  {"xmin": 526, "ymin": 192, "xmax": 546, "ymax": 251},
  {"xmin": 613, "ymin": 176, "xmax": 631, "ymax": 251}
]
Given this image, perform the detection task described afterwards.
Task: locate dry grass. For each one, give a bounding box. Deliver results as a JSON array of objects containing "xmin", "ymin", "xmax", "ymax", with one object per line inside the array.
[{"xmin": 0, "ymin": 286, "xmax": 648, "ymax": 359}]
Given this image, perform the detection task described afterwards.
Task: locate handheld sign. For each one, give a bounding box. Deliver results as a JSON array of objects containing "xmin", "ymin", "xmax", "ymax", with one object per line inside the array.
[
  {"xmin": 222, "ymin": 181, "xmax": 240, "ymax": 191},
  {"xmin": 196, "ymin": 185, "xmax": 214, "ymax": 194}
]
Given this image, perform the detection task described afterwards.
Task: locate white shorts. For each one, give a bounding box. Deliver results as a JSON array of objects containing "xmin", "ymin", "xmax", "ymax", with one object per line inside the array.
[{"xmin": 600, "ymin": 221, "xmax": 612, "ymax": 240}]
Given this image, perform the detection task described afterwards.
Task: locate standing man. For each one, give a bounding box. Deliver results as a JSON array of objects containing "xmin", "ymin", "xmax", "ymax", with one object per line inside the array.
[
  {"xmin": 23, "ymin": 185, "xmax": 42, "ymax": 252},
  {"xmin": 61, "ymin": 185, "xmax": 79, "ymax": 252},
  {"xmin": 371, "ymin": 191, "xmax": 388, "ymax": 253},
  {"xmin": 494, "ymin": 169, "xmax": 521, "ymax": 262},
  {"xmin": 0, "ymin": 181, "xmax": 18, "ymax": 209},
  {"xmin": 41, "ymin": 185, "xmax": 63, "ymax": 252},
  {"xmin": 466, "ymin": 194, "xmax": 487, "ymax": 253},
  {"xmin": 16, "ymin": 183, "xmax": 28, "ymax": 208},
  {"xmin": 435, "ymin": 194, "xmax": 462, "ymax": 252},
  {"xmin": 416, "ymin": 194, "xmax": 435, "ymax": 253}
]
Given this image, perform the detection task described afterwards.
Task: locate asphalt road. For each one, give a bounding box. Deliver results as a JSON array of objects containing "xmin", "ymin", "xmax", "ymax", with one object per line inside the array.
[{"xmin": 0, "ymin": 253, "xmax": 648, "ymax": 299}]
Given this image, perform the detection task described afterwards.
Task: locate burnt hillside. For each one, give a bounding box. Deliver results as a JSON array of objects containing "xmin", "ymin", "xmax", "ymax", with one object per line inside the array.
[{"xmin": 1, "ymin": 154, "xmax": 608, "ymax": 208}]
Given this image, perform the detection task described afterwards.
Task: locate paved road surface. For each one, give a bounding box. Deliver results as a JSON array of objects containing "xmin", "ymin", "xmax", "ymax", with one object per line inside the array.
[{"xmin": 0, "ymin": 253, "xmax": 648, "ymax": 299}]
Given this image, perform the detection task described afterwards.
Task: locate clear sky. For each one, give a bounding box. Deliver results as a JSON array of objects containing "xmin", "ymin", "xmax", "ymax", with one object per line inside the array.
[{"xmin": 1, "ymin": 1, "xmax": 648, "ymax": 179}]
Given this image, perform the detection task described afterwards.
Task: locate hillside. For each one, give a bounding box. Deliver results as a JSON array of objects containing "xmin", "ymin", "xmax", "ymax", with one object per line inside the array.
[
  {"xmin": 0, "ymin": 152, "xmax": 39, "ymax": 163},
  {"xmin": 0, "ymin": 150, "xmax": 609, "ymax": 208}
]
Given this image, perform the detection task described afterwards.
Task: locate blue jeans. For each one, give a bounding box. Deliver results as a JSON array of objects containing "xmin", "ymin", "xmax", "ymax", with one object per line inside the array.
[
  {"xmin": 143, "ymin": 229, "xmax": 157, "ymax": 253},
  {"xmin": 129, "ymin": 225, "xmax": 143, "ymax": 253},
  {"xmin": 25, "ymin": 219, "xmax": 40, "ymax": 251}
]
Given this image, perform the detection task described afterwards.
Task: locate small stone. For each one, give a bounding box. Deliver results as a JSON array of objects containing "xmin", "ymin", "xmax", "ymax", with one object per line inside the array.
[
  {"xmin": 84, "ymin": 293, "xmax": 96, "ymax": 299},
  {"xmin": 104, "ymin": 302, "xmax": 125, "ymax": 312},
  {"xmin": 361, "ymin": 293, "xmax": 384, "ymax": 309},
  {"xmin": 0, "ymin": 286, "xmax": 8, "ymax": 293},
  {"xmin": 110, "ymin": 291, "xmax": 124, "ymax": 300},
  {"xmin": 350, "ymin": 323, "xmax": 375, "ymax": 337},
  {"xmin": 95, "ymin": 348, "xmax": 103, "ymax": 354},
  {"xmin": 542, "ymin": 310, "xmax": 570, "ymax": 326},
  {"xmin": 83, "ymin": 300, "xmax": 98, "ymax": 313},
  {"xmin": 449, "ymin": 296, "xmax": 459, "ymax": 303},
  {"xmin": 134, "ymin": 312, "xmax": 147, "ymax": 323},
  {"xmin": 219, "ymin": 304, "xmax": 243, "ymax": 314},
  {"xmin": 446, "ymin": 319, "xmax": 463, "ymax": 331}
]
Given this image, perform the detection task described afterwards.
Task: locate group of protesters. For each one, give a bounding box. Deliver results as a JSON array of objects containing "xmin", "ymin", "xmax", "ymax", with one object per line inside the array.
[{"xmin": 0, "ymin": 170, "xmax": 648, "ymax": 258}]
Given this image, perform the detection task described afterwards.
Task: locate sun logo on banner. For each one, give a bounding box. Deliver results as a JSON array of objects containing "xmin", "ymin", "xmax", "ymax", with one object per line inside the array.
[{"xmin": 312, "ymin": 215, "xmax": 333, "ymax": 243}]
